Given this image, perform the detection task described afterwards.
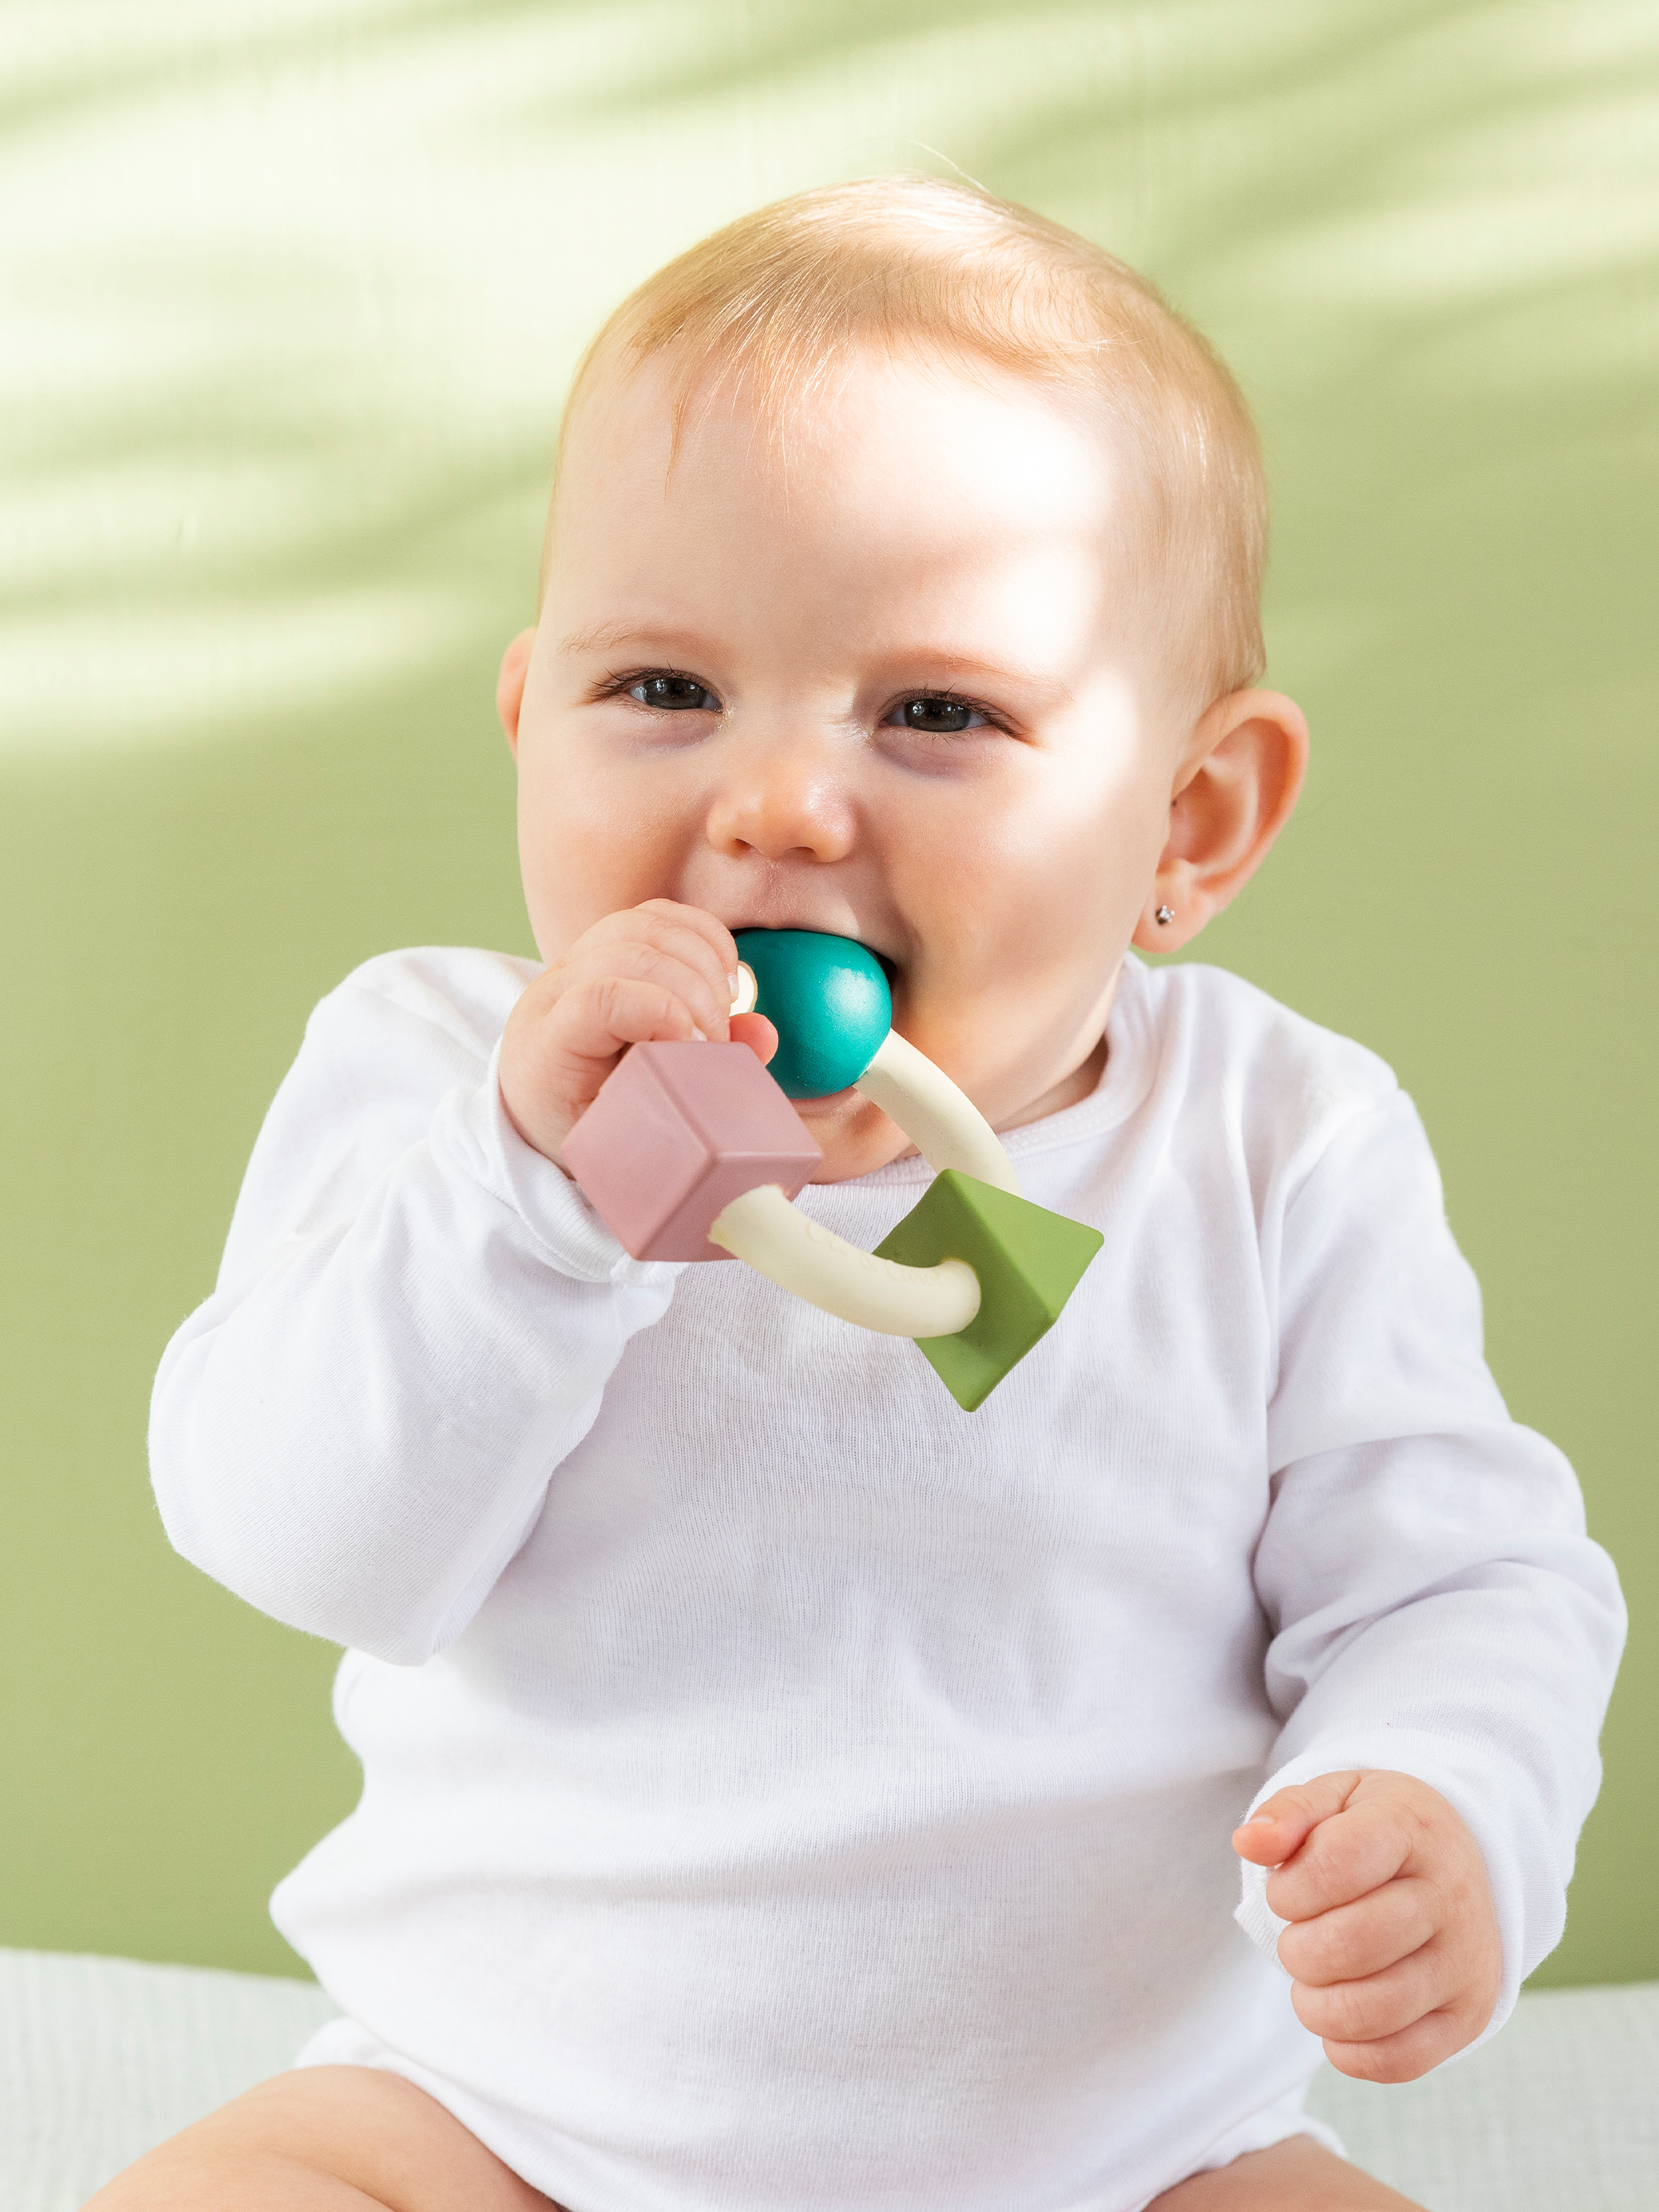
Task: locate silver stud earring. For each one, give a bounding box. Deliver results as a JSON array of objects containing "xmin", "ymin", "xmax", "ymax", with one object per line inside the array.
[{"xmin": 1155, "ymin": 905, "xmax": 1174, "ymax": 926}]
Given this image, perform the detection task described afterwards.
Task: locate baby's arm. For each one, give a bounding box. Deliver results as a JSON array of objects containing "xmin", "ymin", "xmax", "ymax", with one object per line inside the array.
[
  {"xmin": 1236, "ymin": 1082, "xmax": 1624, "ymax": 2072},
  {"xmin": 151, "ymin": 902, "xmax": 760, "ymax": 1665},
  {"xmin": 1232, "ymin": 1770, "xmax": 1501, "ymax": 2081}
]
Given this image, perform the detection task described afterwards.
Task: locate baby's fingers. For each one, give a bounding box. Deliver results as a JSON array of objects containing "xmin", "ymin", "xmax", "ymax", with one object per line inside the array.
[
  {"xmin": 572, "ymin": 912, "xmax": 738, "ymax": 1043},
  {"xmin": 551, "ymin": 972, "xmax": 713, "ymax": 1065},
  {"xmin": 729, "ymin": 1012, "xmax": 779, "ymax": 1066},
  {"xmin": 1321, "ymin": 2002, "xmax": 1484, "ymax": 2086},
  {"xmin": 1231, "ymin": 1772, "xmax": 1360, "ymax": 1874},
  {"xmin": 1276, "ymin": 1876, "xmax": 1436, "ymax": 1987},
  {"xmin": 1262, "ymin": 1796, "xmax": 1417, "ymax": 1924},
  {"xmin": 1292, "ymin": 1935, "xmax": 1488, "ymax": 2084},
  {"xmin": 626, "ymin": 900, "xmax": 743, "ymax": 1027}
]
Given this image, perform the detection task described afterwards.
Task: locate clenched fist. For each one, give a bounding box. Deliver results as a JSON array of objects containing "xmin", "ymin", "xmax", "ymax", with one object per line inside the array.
[
  {"xmin": 1233, "ymin": 1769, "xmax": 1502, "ymax": 2083},
  {"xmin": 499, "ymin": 900, "xmax": 777, "ymax": 1167}
]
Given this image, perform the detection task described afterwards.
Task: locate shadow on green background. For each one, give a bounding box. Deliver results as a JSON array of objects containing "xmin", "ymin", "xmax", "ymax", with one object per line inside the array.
[{"xmin": 2, "ymin": 0, "xmax": 1653, "ymax": 1984}]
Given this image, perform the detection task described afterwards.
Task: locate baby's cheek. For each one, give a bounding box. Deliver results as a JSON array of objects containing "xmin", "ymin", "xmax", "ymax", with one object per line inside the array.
[{"xmin": 518, "ymin": 775, "xmax": 680, "ymax": 954}]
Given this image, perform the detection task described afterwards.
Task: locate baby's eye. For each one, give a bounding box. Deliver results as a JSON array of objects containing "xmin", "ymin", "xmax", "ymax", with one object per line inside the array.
[
  {"xmin": 630, "ymin": 673, "xmax": 718, "ymax": 712},
  {"xmin": 888, "ymin": 696, "xmax": 988, "ymax": 735}
]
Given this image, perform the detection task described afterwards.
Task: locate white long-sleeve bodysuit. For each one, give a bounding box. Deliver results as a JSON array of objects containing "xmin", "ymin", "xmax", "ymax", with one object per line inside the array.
[{"xmin": 149, "ymin": 948, "xmax": 1624, "ymax": 2212}]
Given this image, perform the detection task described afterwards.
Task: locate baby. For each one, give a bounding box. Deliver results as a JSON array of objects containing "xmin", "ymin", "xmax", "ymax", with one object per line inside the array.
[{"xmin": 106, "ymin": 179, "xmax": 1623, "ymax": 2212}]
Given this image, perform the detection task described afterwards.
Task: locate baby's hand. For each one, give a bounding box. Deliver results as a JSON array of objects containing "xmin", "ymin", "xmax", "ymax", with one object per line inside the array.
[
  {"xmin": 1231, "ymin": 1769, "xmax": 1501, "ymax": 2083},
  {"xmin": 499, "ymin": 900, "xmax": 776, "ymax": 1165}
]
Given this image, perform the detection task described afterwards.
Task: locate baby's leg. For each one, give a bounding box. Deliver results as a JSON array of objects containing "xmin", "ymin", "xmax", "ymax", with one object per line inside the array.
[
  {"xmin": 86, "ymin": 2074, "xmax": 1416, "ymax": 2212},
  {"xmin": 1148, "ymin": 2134, "xmax": 1424, "ymax": 2210},
  {"xmin": 84, "ymin": 2064, "xmax": 559, "ymax": 2212}
]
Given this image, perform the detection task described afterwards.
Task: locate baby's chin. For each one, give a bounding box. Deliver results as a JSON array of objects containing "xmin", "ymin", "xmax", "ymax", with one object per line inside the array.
[{"xmin": 795, "ymin": 1089, "xmax": 917, "ymax": 1184}]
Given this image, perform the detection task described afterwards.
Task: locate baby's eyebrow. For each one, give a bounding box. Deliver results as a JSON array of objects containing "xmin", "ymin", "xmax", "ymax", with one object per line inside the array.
[
  {"xmin": 558, "ymin": 620, "xmax": 709, "ymax": 661},
  {"xmin": 856, "ymin": 651, "xmax": 1078, "ymax": 716},
  {"xmin": 890, "ymin": 652, "xmax": 1069, "ymax": 698}
]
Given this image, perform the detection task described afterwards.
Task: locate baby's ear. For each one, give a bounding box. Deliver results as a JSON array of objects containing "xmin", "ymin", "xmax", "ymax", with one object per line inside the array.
[
  {"xmin": 496, "ymin": 628, "xmax": 537, "ymax": 755},
  {"xmin": 1132, "ymin": 688, "xmax": 1308, "ymax": 952}
]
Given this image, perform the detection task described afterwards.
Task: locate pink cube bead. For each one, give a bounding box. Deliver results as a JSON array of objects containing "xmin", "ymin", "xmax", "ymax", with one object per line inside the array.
[{"xmin": 563, "ymin": 1042, "xmax": 823, "ymax": 1263}]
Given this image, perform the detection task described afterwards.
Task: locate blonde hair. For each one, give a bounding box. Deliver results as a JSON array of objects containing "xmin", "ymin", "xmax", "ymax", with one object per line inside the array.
[{"xmin": 547, "ymin": 176, "xmax": 1267, "ymax": 712}]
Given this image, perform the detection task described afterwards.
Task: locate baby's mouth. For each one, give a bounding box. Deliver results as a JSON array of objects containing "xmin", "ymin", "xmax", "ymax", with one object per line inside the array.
[
  {"xmin": 727, "ymin": 926, "xmax": 908, "ymax": 1112},
  {"xmin": 722, "ymin": 914, "xmax": 902, "ymax": 979}
]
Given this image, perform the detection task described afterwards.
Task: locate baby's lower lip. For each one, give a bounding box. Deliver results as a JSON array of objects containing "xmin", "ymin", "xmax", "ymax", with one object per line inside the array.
[{"xmin": 789, "ymin": 1084, "xmax": 871, "ymax": 1113}]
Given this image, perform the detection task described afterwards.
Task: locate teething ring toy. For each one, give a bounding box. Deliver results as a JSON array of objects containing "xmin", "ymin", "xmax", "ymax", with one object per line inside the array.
[{"xmin": 563, "ymin": 931, "xmax": 1102, "ymax": 1410}]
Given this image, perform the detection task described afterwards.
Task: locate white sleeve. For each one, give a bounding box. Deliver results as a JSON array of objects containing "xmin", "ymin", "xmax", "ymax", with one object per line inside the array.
[
  {"xmin": 149, "ymin": 959, "xmax": 680, "ymax": 1666},
  {"xmin": 1233, "ymin": 1087, "xmax": 1626, "ymax": 2051}
]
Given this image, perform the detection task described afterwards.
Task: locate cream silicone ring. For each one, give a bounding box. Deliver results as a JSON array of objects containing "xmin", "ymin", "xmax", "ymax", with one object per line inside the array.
[
  {"xmin": 706, "ymin": 1184, "xmax": 981, "ymax": 1335},
  {"xmin": 854, "ymin": 1029, "xmax": 1020, "ymax": 1198},
  {"xmin": 707, "ymin": 955, "xmax": 1017, "ymax": 1336}
]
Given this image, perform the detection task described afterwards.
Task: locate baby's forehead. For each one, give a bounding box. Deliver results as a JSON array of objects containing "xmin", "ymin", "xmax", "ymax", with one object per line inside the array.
[
  {"xmin": 557, "ymin": 348, "xmax": 1142, "ymax": 600},
  {"xmin": 562, "ymin": 338, "xmax": 1135, "ymax": 542}
]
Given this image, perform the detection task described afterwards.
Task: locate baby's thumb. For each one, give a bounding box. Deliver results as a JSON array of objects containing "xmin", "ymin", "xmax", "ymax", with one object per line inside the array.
[
  {"xmin": 728, "ymin": 1012, "xmax": 779, "ymax": 1066},
  {"xmin": 1231, "ymin": 1771, "xmax": 1361, "ymax": 1868}
]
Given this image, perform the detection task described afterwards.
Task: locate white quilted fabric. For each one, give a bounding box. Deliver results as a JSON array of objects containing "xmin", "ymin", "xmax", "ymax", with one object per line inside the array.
[
  {"xmin": 1, "ymin": 1947, "xmax": 1655, "ymax": 2211},
  {"xmin": 1306, "ymin": 1980, "xmax": 1659, "ymax": 2210},
  {"xmin": 0, "ymin": 1948, "xmax": 336, "ymax": 2210}
]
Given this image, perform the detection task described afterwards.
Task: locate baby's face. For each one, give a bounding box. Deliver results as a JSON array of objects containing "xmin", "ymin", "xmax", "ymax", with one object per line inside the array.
[{"xmin": 513, "ymin": 348, "xmax": 1185, "ymax": 1178}]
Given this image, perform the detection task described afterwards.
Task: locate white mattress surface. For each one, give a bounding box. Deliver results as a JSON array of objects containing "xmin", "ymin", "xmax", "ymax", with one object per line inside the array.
[
  {"xmin": 1305, "ymin": 1978, "xmax": 1659, "ymax": 2209},
  {"xmin": 2, "ymin": 1947, "xmax": 1656, "ymax": 2210},
  {"xmin": 2, "ymin": 1948, "xmax": 336, "ymax": 2210}
]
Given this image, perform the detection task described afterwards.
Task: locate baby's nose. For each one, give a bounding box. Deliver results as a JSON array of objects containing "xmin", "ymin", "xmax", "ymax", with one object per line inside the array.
[{"xmin": 704, "ymin": 739, "xmax": 856, "ymax": 865}]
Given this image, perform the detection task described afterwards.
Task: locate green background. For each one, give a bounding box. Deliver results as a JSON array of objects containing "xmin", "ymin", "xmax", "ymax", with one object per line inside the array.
[{"xmin": 2, "ymin": 2, "xmax": 1653, "ymax": 1984}]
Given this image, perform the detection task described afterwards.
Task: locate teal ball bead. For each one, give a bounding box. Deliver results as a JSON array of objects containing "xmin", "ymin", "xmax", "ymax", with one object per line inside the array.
[{"xmin": 734, "ymin": 931, "xmax": 893, "ymax": 1099}]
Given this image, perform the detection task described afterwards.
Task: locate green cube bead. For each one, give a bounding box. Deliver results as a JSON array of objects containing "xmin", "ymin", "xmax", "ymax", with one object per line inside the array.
[{"xmin": 874, "ymin": 1170, "xmax": 1104, "ymax": 1412}]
